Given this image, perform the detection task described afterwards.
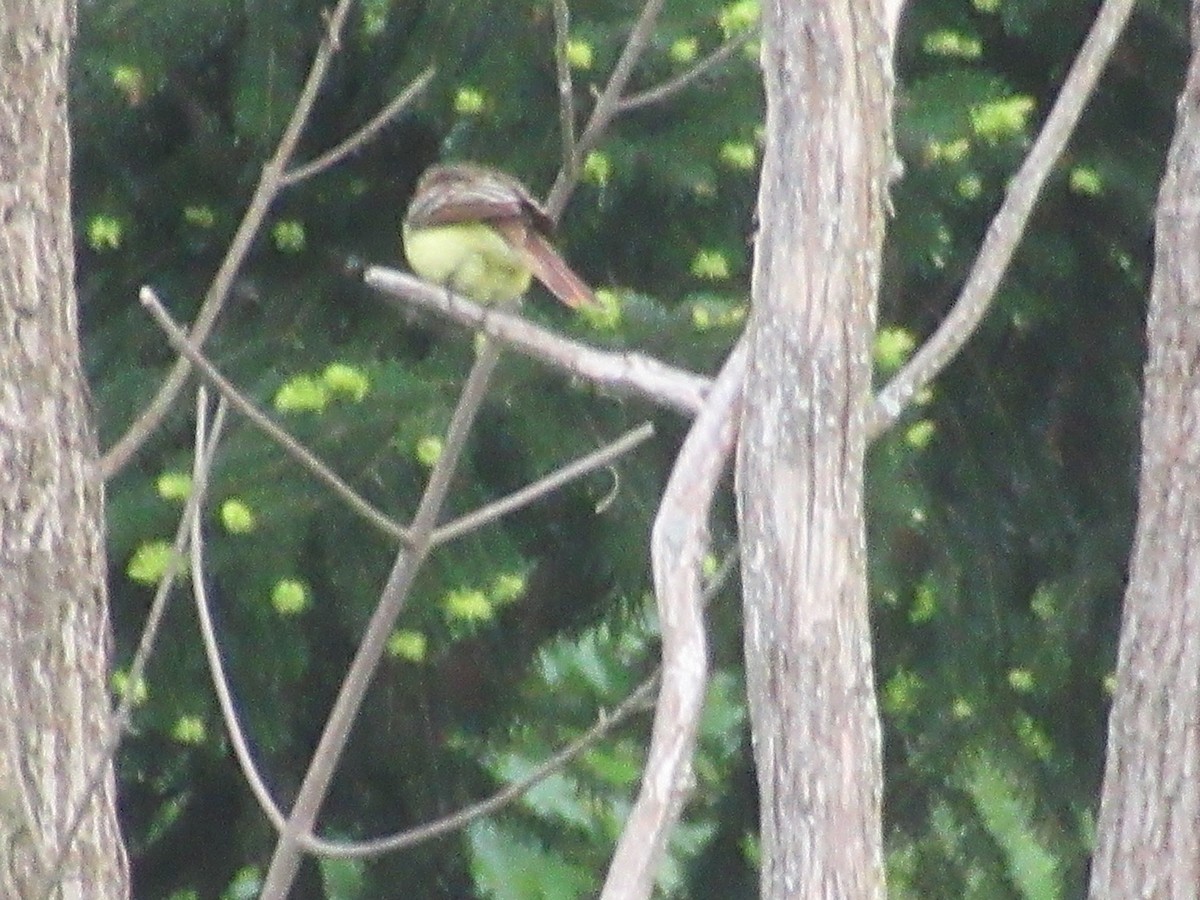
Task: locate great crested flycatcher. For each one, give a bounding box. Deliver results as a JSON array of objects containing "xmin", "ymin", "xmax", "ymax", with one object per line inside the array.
[{"xmin": 402, "ymin": 162, "xmax": 596, "ymax": 308}]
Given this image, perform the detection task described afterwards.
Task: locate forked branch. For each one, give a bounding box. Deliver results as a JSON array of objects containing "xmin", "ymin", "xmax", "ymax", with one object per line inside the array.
[{"xmin": 98, "ymin": 3, "xmax": 431, "ymax": 479}]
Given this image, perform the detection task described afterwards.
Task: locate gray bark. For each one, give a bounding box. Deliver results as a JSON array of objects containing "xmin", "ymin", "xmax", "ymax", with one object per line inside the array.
[
  {"xmin": 0, "ymin": 0, "xmax": 131, "ymax": 896},
  {"xmin": 736, "ymin": 1, "xmax": 892, "ymax": 896},
  {"xmin": 1090, "ymin": 5, "xmax": 1200, "ymax": 896}
]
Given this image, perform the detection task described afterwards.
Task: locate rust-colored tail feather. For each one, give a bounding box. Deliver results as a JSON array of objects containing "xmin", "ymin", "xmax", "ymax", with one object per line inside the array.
[{"xmin": 518, "ymin": 230, "xmax": 596, "ymax": 309}]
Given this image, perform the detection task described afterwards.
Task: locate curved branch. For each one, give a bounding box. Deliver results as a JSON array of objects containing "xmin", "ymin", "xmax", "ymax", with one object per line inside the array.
[
  {"xmin": 188, "ymin": 392, "xmax": 289, "ymax": 833},
  {"xmin": 601, "ymin": 337, "xmax": 747, "ymax": 900}
]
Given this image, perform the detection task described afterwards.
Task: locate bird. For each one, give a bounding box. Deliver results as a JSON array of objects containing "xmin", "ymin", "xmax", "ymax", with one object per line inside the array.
[{"xmin": 402, "ymin": 162, "xmax": 595, "ymax": 309}]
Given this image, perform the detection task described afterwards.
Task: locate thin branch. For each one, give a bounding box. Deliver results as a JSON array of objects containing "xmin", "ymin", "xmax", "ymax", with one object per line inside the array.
[
  {"xmin": 139, "ymin": 287, "xmax": 412, "ymax": 545},
  {"xmin": 41, "ymin": 392, "xmax": 229, "ymax": 900},
  {"xmin": 99, "ymin": 0, "xmax": 358, "ymax": 480},
  {"xmin": 552, "ymin": 0, "xmax": 578, "ymax": 174},
  {"xmin": 281, "ymin": 66, "xmax": 436, "ymax": 186},
  {"xmin": 601, "ymin": 337, "xmax": 747, "ymax": 900},
  {"xmin": 617, "ymin": 26, "xmax": 758, "ymax": 115},
  {"xmin": 259, "ymin": 325, "xmax": 511, "ymax": 898},
  {"xmin": 869, "ymin": 0, "xmax": 1137, "ymax": 437},
  {"xmin": 188, "ymin": 391, "xmax": 289, "ymax": 833},
  {"xmin": 366, "ymin": 266, "xmax": 711, "ymax": 416},
  {"xmin": 300, "ymin": 545, "xmax": 739, "ymax": 861},
  {"xmin": 546, "ymin": 0, "xmax": 668, "ymax": 219},
  {"xmin": 303, "ymin": 674, "xmax": 659, "ymax": 857},
  {"xmin": 430, "ymin": 421, "xmax": 656, "ymax": 547}
]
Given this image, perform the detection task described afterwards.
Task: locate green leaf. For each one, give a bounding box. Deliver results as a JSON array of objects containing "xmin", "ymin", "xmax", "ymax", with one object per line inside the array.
[
  {"xmin": 468, "ymin": 820, "xmax": 594, "ymax": 900},
  {"xmin": 127, "ymin": 540, "xmax": 178, "ymax": 585},
  {"xmin": 323, "ymin": 363, "xmax": 370, "ymax": 401},
  {"xmin": 220, "ymin": 498, "xmax": 256, "ymax": 534},
  {"xmin": 964, "ymin": 755, "xmax": 1062, "ymax": 899},
  {"xmin": 156, "ymin": 470, "xmax": 193, "ymax": 502},
  {"xmin": 274, "ymin": 375, "xmax": 329, "ymax": 413},
  {"xmin": 271, "ymin": 579, "xmax": 309, "ymax": 615},
  {"xmin": 386, "ymin": 629, "xmax": 428, "ymax": 662},
  {"xmin": 319, "ymin": 857, "xmax": 366, "ymax": 900}
]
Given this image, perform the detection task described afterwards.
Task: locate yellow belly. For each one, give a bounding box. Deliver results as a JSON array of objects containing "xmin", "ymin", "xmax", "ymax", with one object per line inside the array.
[{"xmin": 402, "ymin": 222, "xmax": 532, "ymax": 304}]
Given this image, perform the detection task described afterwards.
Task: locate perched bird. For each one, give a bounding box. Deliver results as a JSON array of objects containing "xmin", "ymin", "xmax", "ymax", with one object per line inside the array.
[{"xmin": 402, "ymin": 162, "xmax": 595, "ymax": 308}]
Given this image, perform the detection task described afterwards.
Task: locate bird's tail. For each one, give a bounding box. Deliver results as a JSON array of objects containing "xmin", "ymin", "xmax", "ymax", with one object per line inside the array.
[{"xmin": 501, "ymin": 223, "xmax": 596, "ymax": 309}]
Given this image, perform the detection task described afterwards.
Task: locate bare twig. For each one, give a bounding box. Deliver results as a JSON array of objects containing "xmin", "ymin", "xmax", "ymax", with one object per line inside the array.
[
  {"xmin": 552, "ymin": 0, "xmax": 578, "ymax": 174},
  {"xmin": 139, "ymin": 287, "xmax": 412, "ymax": 544},
  {"xmin": 431, "ymin": 421, "xmax": 656, "ymax": 546},
  {"xmin": 366, "ymin": 266, "xmax": 711, "ymax": 416},
  {"xmin": 281, "ymin": 66, "xmax": 436, "ymax": 186},
  {"xmin": 296, "ymin": 531, "xmax": 734, "ymax": 873},
  {"xmin": 869, "ymin": 0, "xmax": 1137, "ymax": 437},
  {"xmin": 303, "ymin": 675, "xmax": 659, "ymax": 857},
  {"xmin": 100, "ymin": 0, "xmax": 374, "ymax": 479},
  {"xmin": 188, "ymin": 391, "xmax": 289, "ymax": 833},
  {"xmin": 617, "ymin": 26, "xmax": 758, "ymax": 114},
  {"xmin": 42, "ymin": 392, "xmax": 229, "ymax": 900},
  {"xmin": 300, "ymin": 543, "xmax": 739, "ymax": 860},
  {"xmin": 601, "ymin": 337, "xmax": 747, "ymax": 900},
  {"xmin": 546, "ymin": 0, "xmax": 668, "ymax": 218}
]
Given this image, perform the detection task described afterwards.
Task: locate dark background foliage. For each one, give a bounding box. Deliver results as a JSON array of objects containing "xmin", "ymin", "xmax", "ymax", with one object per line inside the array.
[{"xmin": 74, "ymin": 0, "xmax": 1186, "ymax": 896}]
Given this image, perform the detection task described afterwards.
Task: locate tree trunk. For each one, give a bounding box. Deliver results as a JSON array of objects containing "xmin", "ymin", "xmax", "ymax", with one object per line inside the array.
[
  {"xmin": 1090, "ymin": 6, "xmax": 1200, "ymax": 896},
  {"xmin": 735, "ymin": 2, "xmax": 892, "ymax": 897},
  {"xmin": 0, "ymin": 0, "xmax": 131, "ymax": 896}
]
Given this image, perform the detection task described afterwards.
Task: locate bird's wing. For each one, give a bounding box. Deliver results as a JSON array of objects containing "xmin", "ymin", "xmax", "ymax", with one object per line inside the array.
[{"xmin": 406, "ymin": 165, "xmax": 557, "ymax": 235}]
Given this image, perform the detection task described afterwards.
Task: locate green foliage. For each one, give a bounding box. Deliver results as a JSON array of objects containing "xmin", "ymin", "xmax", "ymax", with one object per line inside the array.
[
  {"xmin": 73, "ymin": 0, "xmax": 1189, "ymax": 895},
  {"xmin": 469, "ymin": 820, "xmax": 595, "ymax": 900}
]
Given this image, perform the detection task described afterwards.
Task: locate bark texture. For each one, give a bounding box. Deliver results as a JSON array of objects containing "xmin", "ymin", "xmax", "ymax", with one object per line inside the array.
[
  {"xmin": 0, "ymin": 0, "xmax": 130, "ymax": 896},
  {"xmin": 1090, "ymin": 6, "xmax": 1200, "ymax": 896},
  {"xmin": 735, "ymin": 1, "xmax": 892, "ymax": 896}
]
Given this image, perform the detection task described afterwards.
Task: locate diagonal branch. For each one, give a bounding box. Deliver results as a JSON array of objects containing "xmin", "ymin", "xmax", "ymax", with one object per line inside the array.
[
  {"xmin": 430, "ymin": 421, "xmax": 656, "ymax": 546},
  {"xmin": 617, "ymin": 26, "xmax": 758, "ymax": 114},
  {"xmin": 258, "ymin": 322, "xmax": 511, "ymax": 898},
  {"xmin": 869, "ymin": 0, "xmax": 1138, "ymax": 438},
  {"xmin": 139, "ymin": 287, "xmax": 412, "ymax": 544},
  {"xmin": 281, "ymin": 66, "xmax": 436, "ymax": 186},
  {"xmin": 259, "ymin": 2, "xmax": 674, "ymax": 892},
  {"xmin": 297, "ymin": 541, "xmax": 739, "ymax": 860},
  {"xmin": 545, "ymin": 0, "xmax": 668, "ymax": 219},
  {"xmin": 366, "ymin": 266, "xmax": 711, "ymax": 415},
  {"xmin": 302, "ymin": 675, "xmax": 659, "ymax": 857}
]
